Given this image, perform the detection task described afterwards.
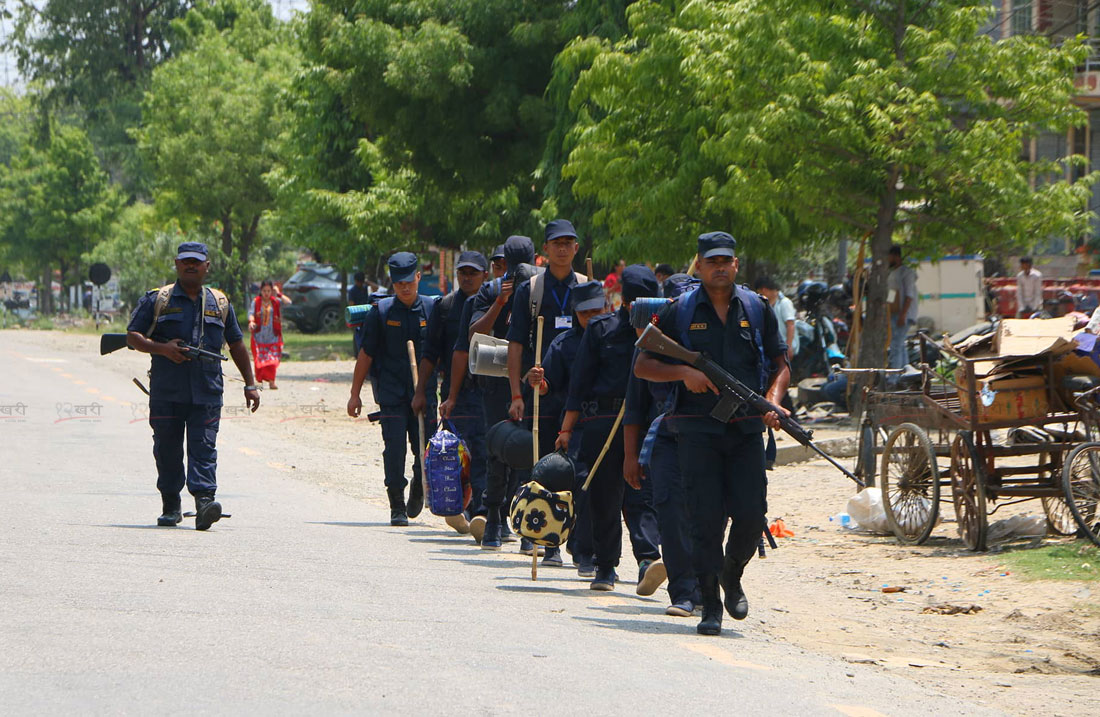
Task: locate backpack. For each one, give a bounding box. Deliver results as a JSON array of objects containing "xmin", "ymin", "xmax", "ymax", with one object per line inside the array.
[
  {"xmin": 424, "ymin": 427, "xmax": 471, "ymax": 516},
  {"xmin": 526, "ymin": 266, "xmax": 588, "ymax": 352},
  {"xmin": 144, "ymin": 285, "xmax": 230, "ymax": 340},
  {"xmin": 366, "ymin": 294, "xmax": 437, "ymax": 385}
]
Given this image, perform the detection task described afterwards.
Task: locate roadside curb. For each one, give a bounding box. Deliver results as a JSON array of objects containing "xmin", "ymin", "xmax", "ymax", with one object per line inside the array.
[{"xmin": 774, "ymin": 436, "xmax": 858, "ymax": 466}]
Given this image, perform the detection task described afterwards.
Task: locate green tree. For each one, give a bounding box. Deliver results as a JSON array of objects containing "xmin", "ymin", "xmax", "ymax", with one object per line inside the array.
[
  {"xmin": 138, "ymin": 0, "xmax": 297, "ymax": 307},
  {"xmin": 565, "ymin": 0, "xmax": 1094, "ymax": 375},
  {"xmin": 0, "ymin": 122, "xmax": 120, "ymax": 312},
  {"xmin": 6, "ymin": 0, "xmax": 195, "ymax": 195}
]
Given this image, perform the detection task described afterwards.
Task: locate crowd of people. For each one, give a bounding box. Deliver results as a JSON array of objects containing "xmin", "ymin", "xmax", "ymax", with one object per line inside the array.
[{"xmin": 126, "ymin": 222, "xmax": 795, "ymax": 637}]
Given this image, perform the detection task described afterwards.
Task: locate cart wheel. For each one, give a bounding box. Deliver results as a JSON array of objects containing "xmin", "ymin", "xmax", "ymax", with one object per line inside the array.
[
  {"xmin": 1061, "ymin": 442, "xmax": 1100, "ymax": 547},
  {"xmin": 855, "ymin": 421, "xmax": 878, "ymax": 488},
  {"xmin": 1041, "ymin": 497, "xmax": 1078, "ymax": 536},
  {"xmin": 950, "ymin": 431, "xmax": 988, "ymax": 551},
  {"xmin": 879, "ymin": 423, "xmax": 940, "ymax": 545}
]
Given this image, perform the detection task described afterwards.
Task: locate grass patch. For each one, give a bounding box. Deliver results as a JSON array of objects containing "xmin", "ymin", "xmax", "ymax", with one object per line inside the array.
[
  {"xmin": 280, "ymin": 329, "xmax": 356, "ymax": 361},
  {"xmin": 1000, "ymin": 541, "xmax": 1100, "ymax": 581}
]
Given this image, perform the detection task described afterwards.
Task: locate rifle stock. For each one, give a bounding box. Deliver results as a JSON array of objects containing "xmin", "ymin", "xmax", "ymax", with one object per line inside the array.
[
  {"xmin": 100, "ymin": 333, "xmax": 130, "ymax": 355},
  {"xmin": 635, "ymin": 323, "xmax": 864, "ymax": 487}
]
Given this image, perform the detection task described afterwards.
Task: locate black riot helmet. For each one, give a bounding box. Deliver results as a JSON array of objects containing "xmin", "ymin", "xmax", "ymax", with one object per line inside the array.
[
  {"xmin": 797, "ymin": 280, "xmax": 829, "ymax": 311},
  {"xmin": 529, "ymin": 450, "xmax": 577, "ymax": 493}
]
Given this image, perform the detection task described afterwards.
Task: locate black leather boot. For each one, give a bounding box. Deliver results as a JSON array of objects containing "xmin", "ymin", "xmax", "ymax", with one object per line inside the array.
[
  {"xmin": 721, "ymin": 555, "xmax": 749, "ymax": 620},
  {"xmin": 406, "ymin": 476, "xmax": 424, "ymax": 519},
  {"xmin": 388, "ymin": 487, "xmax": 409, "ymax": 526},
  {"xmin": 194, "ymin": 493, "xmax": 222, "ymax": 531},
  {"xmin": 157, "ymin": 495, "xmax": 182, "ymax": 526},
  {"xmin": 697, "ymin": 574, "xmax": 723, "ymax": 636}
]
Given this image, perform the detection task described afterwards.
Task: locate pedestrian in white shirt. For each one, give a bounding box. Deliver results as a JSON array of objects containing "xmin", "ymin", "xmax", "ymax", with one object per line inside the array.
[
  {"xmin": 1016, "ymin": 257, "xmax": 1043, "ymax": 318},
  {"xmin": 887, "ymin": 245, "xmax": 918, "ymax": 370},
  {"xmin": 753, "ymin": 276, "xmax": 797, "ymax": 359}
]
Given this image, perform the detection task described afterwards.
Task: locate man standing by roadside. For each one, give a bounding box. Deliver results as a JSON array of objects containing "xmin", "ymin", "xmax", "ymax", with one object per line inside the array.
[
  {"xmin": 887, "ymin": 245, "xmax": 918, "ymax": 370},
  {"xmin": 753, "ymin": 276, "xmax": 797, "ymax": 361},
  {"xmin": 126, "ymin": 242, "xmax": 260, "ymax": 530},
  {"xmin": 1016, "ymin": 257, "xmax": 1043, "ymax": 319}
]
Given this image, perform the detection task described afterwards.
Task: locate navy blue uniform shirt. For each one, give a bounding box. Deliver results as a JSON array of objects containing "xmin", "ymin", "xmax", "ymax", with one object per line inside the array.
[
  {"xmin": 624, "ymin": 350, "xmax": 676, "ymax": 428},
  {"xmin": 649, "ymin": 286, "xmax": 784, "ymax": 435},
  {"xmin": 360, "ymin": 295, "xmax": 436, "ymax": 406},
  {"xmin": 127, "ymin": 283, "xmax": 243, "ymax": 406},
  {"xmin": 540, "ymin": 323, "xmax": 585, "ymax": 420},
  {"xmin": 565, "ymin": 307, "xmax": 636, "ymax": 414},
  {"xmin": 506, "ymin": 270, "xmax": 582, "ymax": 369},
  {"xmin": 423, "ymin": 288, "xmax": 478, "ymax": 399}
]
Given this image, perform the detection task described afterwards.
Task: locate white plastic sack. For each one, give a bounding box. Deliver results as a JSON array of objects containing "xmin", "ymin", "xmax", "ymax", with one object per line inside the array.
[
  {"xmin": 985, "ymin": 513, "xmax": 1046, "ymax": 543},
  {"xmin": 846, "ymin": 489, "xmax": 892, "ymax": 535}
]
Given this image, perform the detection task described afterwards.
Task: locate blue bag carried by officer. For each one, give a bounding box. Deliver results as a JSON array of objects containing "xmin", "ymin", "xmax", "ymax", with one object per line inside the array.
[{"xmin": 423, "ymin": 426, "xmax": 471, "ymax": 517}]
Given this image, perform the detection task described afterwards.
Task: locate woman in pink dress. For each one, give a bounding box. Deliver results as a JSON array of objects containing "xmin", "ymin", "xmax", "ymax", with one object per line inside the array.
[{"xmin": 248, "ymin": 279, "xmax": 292, "ymax": 390}]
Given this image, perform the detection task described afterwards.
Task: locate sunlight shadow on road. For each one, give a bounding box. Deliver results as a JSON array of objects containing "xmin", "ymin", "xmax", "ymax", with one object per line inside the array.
[
  {"xmin": 99, "ymin": 524, "xmax": 175, "ymax": 530},
  {"xmin": 572, "ymin": 615, "xmax": 700, "ymax": 636},
  {"xmin": 305, "ymin": 521, "xmax": 393, "ymax": 528}
]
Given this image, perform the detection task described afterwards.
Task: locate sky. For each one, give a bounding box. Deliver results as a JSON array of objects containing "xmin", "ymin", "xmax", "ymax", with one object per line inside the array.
[{"xmin": 0, "ymin": 0, "xmax": 312, "ymax": 90}]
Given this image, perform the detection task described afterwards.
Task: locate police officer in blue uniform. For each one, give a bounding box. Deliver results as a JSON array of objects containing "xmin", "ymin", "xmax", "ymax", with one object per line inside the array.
[
  {"xmin": 526, "ymin": 280, "xmax": 606, "ymax": 572},
  {"xmin": 635, "ymin": 232, "xmax": 789, "ymax": 635},
  {"xmin": 557, "ymin": 265, "xmax": 662, "ymax": 591},
  {"xmin": 452, "ymin": 235, "xmax": 536, "ymax": 547},
  {"xmin": 624, "ymin": 275, "xmax": 699, "ymax": 615},
  {"xmin": 126, "ymin": 242, "xmax": 260, "ymax": 530},
  {"xmin": 347, "ymin": 252, "xmax": 438, "ymax": 526},
  {"xmin": 414, "ymin": 251, "xmax": 489, "ymax": 517}
]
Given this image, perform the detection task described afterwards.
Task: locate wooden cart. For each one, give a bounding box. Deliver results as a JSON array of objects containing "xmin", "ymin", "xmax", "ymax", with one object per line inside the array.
[{"xmin": 854, "ymin": 336, "xmax": 1083, "ymax": 551}]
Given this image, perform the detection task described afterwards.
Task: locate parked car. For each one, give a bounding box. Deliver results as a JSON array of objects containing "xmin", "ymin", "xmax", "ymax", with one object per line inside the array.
[{"xmin": 281, "ymin": 263, "xmax": 345, "ymax": 333}]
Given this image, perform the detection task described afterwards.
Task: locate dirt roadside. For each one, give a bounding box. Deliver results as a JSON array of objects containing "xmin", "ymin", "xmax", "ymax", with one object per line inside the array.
[{"xmin": 36, "ymin": 330, "xmax": 1099, "ymax": 715}]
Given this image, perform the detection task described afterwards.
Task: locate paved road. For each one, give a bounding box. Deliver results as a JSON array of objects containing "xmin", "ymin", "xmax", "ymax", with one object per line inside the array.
[{"xmin": 0, "ymin": 331, "xmax": 1000, "ymax": 715}]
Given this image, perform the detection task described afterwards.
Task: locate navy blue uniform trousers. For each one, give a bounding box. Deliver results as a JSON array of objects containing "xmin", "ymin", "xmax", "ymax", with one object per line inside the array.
[
  {"xmin": 447, "ymin": 389, "xmax": 487, "ymax": 516},
  {"xmin": 379, "ymin": 403, "xmax": 437, "ymax": 491},
  {"xmin": 648, "ymin": 431, "xmax": 697, "ymax": 604},
  {"xmin": 149, "ymin": 399, "xmax": 221, "ymax": 508},
  {"xmin": 578, "ymin": 416, "xmax": 660, "ymax": 570},
  {"xmin": 677, "ymin": 427, "xmax": 768, "ymax": 575}
]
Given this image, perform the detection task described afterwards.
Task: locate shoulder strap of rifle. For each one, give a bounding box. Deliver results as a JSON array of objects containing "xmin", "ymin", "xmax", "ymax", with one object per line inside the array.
[{"xmin": 144, "ymin": 285, "xmax": 174, "ymax": 337}]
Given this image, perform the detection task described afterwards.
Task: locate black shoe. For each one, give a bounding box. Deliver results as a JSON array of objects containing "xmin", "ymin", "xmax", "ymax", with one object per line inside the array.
[
  {"xmin": 194, "ymin": 494, "xmax": 222, "ymax": 531},
  {"xmin": 721, "ymin": 556, "xmax": 749, "ymax": 620},
  {"xmin": 387, "ymin": 487, "xmax": 409, "ymax": 527},
  {"xmin": 499, "ymin": 508, "xmax": 516, "ymax": 543},
  {"xmin": 482, "ymin": 516, "xmax": 503, "ymax": 550},
  {"xmin": 575, "ymin": 554, "xmax": 596, "ymax": 578},
  {"xmin": 406, "ymin": 477, "xmax": 424, "ymax": 519},
  {"xmin": 697, "ymin": 574, "xmax": 723, "ymax": 635},
  {"xmin": 157, "ymin": 510, "xmax": 182, "ymax": 527},
  {"xmin": 590, "ymin": 567, "xmax": 617, "ymax": 591}
]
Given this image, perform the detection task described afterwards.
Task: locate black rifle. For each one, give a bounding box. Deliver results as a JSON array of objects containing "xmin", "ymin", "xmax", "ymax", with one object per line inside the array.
[
  {"xmin": 100, "ymin": 333, "xmax": 227, "ymax": 362},
  {"xmin": 635, "ymin": 323, "xmax": 864, "ymax": 487}
]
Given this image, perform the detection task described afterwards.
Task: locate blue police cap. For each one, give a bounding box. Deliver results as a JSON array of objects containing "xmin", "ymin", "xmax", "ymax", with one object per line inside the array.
[
  {"xmin": 176, "ymin": 242, "xmax": 208, "ymax": 261},
  {"xmin": 572, "ymin": 280, "xmax": 606, "ymax": 312},
  {"xmin": 503, "ymin": 235, "xmax": 535, "ymax": 270},
  {"xmin": 697, "ymin": 231, "xmax": 736, "ymax": 259},
  {"xmin": 621, "ymin": 264, "xmax": 659, "ymax": 305},
  {"xmin": 387, "ymin": 251, "xmax": 419, "ymax": 283},
  {"xmin": 490, "ymin": 245, "xmax": 506, "ymax": 261},
  {"xmin": 545, "ymin": 219, "xmax": 577, "ymax": 243},
  {"xmin": 456, "ymin": 250, "xmax": 488, "ymax": 272}
]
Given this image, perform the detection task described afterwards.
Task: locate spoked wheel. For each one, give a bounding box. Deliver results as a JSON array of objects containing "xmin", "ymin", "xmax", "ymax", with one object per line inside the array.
[
  {"xmin": 1041, "ymin": 496, "xmax": 1079, "ymax": 536},
  {"xmin": 950, "ymin": 431, "xmax": 988, "ymax": 551},
  {"xmin": 1062, "ymin": 442, "xmax": 1100, "ymax": 547},
  {"xmin": 879, "ymin": 423, "xmax": 940, "ymax": 544},
  {"xmin": 855, "ymin": 420, "xmax": 878, "ymax": 487}
]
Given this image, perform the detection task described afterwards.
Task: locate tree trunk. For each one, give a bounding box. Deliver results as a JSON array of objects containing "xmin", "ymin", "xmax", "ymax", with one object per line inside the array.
[{"xmin": 852, "ymin": 167, "xmax": 900, "ymax": 418}]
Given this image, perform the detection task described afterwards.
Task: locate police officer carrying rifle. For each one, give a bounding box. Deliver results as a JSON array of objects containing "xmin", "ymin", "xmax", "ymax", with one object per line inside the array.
[
  {"xmin": 414, "ymin": 251, "xmax": 490, "ymax": 517},
  {"xmin": 347, "ymin": 252, "xmax": 438, "ymax": 526},
  {"xmin": 125, "ymin": 242, "xmax": 260, "ymax": 530},
  {"xmin": 635, "ymin": 232, "xmax": 789, "ymax": 636}
]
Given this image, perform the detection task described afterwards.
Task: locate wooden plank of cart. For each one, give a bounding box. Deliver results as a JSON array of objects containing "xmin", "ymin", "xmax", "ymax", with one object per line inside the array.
[{"xmin": 852, "ymin": 335, "xmax": 1080, "ymax": 551}]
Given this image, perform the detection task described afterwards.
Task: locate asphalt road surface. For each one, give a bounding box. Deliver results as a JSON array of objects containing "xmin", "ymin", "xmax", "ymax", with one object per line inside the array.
[{"xmin": 0, "ymin": 331, "xmax": 1000, "ymax": 715}]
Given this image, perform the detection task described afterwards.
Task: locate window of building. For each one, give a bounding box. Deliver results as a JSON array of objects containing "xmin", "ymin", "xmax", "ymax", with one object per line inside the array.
[{"xmin": 1011, "ymin": 0, "xmax": 1033, "ymax": 36}]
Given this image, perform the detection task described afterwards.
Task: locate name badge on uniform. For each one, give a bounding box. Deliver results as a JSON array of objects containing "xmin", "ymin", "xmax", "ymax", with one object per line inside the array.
[
  {"xmin": 161, "ymin": 307, "xmax": 183, "ymax": 315},
  {"xmin": 690, "ymin": 322, "xmax": 707, "ymax": 331},
  {"xmin": 204, "ymin": 310, "xmax": 221, "ymax": 318},
  {"xmin": 740, "ymin": 320, "xmax": 750, "ymax": 328},
  {"xmin": 555, "ymin": 315, "xmax": 573, "ymax": 329},
  {"xmin": 420, "ymin": 320, "xmax": 427, "ymax": 328},
  {"xmin": 386, "ymin": 319, "xmax": 401, "ymax": 327}
]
